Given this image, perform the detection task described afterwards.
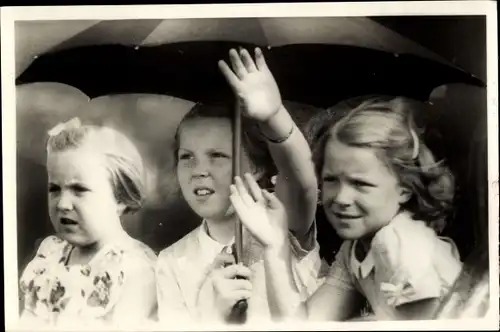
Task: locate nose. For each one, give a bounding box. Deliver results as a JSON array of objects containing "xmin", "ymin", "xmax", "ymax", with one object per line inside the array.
[
  {"xmin": 56, "ymin": 191, "xmax": 73, "ymax": 212},
  {"xmin": 192, "ymin": 159, "xmax": 210, "ymax": 178},
  {"xmin": 333, "ymin": 183, "xmax": 354, "ymax": 208}
]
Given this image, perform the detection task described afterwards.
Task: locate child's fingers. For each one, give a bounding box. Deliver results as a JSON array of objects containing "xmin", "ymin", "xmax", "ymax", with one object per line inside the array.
[
  {"xmin": 213, "ymin": 253, "xmax": 236, "ymax": 268},
  {"xmin": 234, "ymin": 263, "xmax": 253, "ymax": 280},
  {"xmin": 227, "ymin": 279, "xmax": 253, "ymax": 294},
  {"xmin": 239, "ymin": 48, "xmax": 257, "ymax": 73},
  {"xmin": 228, "ymin": 290, "xmax": 252, "ymax": 302},
  {"xmin": 229, "ymin": 187, "xmax": 248, "ymax": 215},
  {"xmin": 230, "ymin": 194, "xmax": 258, "ymax": 234},
  {"xmin": 234, "ymin": 176, "xmax": 254, "ymax": 206},
  {"xmin": 221, "ymin": 264, "xmax": 252, "ymax": 280},
  {"xmin": 218, "ymin": 60, "xmax": 242, "ymax": 90},
  {"xmin": 244, "ymin": 173, "xmax": 263, "ymax": 203},
  {"xmin": 229, "ymin": 184, "xmax": 238, "ymax": 196},
  {"xmin": 262, "ymin": 189, "xmax": 282, "ymax": 209},
  {"xmin": 229, "ymin": 49, "xmax": 247, "ymax": 79},
  {"xmin": 254, "ymin": 47, "xmax": 269, "ymax": 72}
]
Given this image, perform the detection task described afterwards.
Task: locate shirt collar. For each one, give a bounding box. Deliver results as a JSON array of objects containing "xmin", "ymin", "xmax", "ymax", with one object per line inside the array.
[
  {"xmin": 350, "ymin": 240, "xmax": 375, "ymax": 279},
  {"xmin": 349, "ymin": 211, "xmax": 413, "ymax": 279},
  {"xmin": 197, "ymin": 219, "xmax": 235, "ymax": 261}
]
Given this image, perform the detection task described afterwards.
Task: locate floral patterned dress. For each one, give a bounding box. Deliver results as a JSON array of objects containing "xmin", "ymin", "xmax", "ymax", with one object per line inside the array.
[{"xmin": 19, "ymin": 235, "xmax": 157, "ymax": 327}]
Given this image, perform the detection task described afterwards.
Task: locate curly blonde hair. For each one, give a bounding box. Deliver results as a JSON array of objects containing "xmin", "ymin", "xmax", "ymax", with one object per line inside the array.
[{"xmin": 312, "ymin": 96, "xmax": 455, "ymax": 232}]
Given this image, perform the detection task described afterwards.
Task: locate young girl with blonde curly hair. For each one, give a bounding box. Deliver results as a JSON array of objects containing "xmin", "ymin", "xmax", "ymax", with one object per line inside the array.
[{"xmin": 230, "ymin": 96, "xmax": 463, "ymax": 321}]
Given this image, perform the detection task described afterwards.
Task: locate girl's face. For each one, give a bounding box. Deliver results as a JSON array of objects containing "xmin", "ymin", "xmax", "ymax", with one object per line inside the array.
[
  {"xmin": 177, "ymin": 118, "xmax": 254, "ymax": 221},
  {"xmin": 47, "ymin": 147, "xmax": 124, "ymax": 247},
  {"xmin": 321, "ymin": 138, "xmax": 408, "ymax": 241}
]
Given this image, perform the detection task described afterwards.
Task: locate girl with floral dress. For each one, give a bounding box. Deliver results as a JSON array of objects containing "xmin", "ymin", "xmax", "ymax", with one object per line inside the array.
[
  {"xmin": 19, "ymin": 118, "xmax": 157, "ymax": 328},
  {"xmin": 229, "ymin": 96, "xmax": 463, "ymax": 321}
]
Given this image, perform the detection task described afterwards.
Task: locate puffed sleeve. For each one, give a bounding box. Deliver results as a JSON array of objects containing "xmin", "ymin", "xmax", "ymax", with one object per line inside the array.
[
  {"xmin": 155, "ymin": 250, "xmax": 192, "ymax": 325},
  {"xmin": 110, "ymin": 245, "xmax": 158, "ymax": 325},
  {"xmin": 324, "ymin": 241, "xmax": 357, "ymax": 291},
  {"xmin": 372, "ymin": 219, "xmax": 462, "ymax": 308},
  {"xmin": 20, "ymin": 236, "xmax": 64, "ymax": 277},
  {"xmin": 19, "ymin": 236, "xmax": 66, "ymax": 315},
  {"xmin": 74, "ymin": 245, "xmax": 155, "ymax": 324}
]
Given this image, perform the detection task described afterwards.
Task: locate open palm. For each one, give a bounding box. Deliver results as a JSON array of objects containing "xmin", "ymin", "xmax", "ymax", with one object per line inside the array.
[
  {"xmin": 229, "ymin": 174, "xmax": 288, "ymax": 249},
  {"xmin": 219, "ymin": 48, "xmax": 282, "ymax": 122}
]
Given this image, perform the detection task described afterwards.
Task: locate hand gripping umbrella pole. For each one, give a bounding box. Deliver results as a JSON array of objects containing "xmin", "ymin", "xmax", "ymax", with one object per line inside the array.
[{"xmin": 226, "ymin": 101, "xmax": 248, "ymax": 324}]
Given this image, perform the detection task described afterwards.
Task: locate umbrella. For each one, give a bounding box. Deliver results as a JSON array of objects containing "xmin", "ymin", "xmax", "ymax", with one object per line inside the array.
[
  {"xmin": 17, "ymin": 42, "xmax": 484, "ymax": 108},
  {"xmin": 15, "ymin": 18, "xmax": 484, "ymax": 107},
  {"xmin": 15, "ymin": 17, "xmax": 471, "ymax": 77}
]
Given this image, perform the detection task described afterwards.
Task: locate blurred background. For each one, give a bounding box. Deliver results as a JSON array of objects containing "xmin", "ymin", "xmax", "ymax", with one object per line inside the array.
[{"xmin": 14, "ymin": 16, "xmax": 488, "ymax": 275}]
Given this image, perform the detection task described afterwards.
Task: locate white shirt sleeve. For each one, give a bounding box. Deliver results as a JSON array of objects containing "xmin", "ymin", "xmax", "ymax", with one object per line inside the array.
[{"xmin": 372, "ymin": 218, "xmax": 462, "ymax": 307}]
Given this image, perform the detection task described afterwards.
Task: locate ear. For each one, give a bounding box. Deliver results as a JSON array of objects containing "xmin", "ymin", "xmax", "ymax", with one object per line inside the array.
[
  {"xmin": 117, "ymin": 202, "xmax": 128, "ymax": 216},
  {"xmin": 398, "ymin": 186, "xmax": 412, "ymax": 204}
]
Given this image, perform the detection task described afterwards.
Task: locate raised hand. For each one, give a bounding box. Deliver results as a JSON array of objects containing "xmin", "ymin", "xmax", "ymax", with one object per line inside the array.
[
  {"xmin": 218, "ymin": 48, "xmax": 282, "ymax": 122},
  {"xmin": 229, "ymin": 173, "xmax": 288, "ymax": 249}
]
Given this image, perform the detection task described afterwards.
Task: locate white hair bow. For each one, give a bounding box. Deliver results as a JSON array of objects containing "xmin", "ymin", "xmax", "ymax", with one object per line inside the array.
[{"xmin": 48, "ymin": 117, "xmax": 82, "ymax": 137}]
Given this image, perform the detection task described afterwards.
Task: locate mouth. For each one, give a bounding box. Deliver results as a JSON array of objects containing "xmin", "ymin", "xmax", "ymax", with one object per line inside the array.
[
  {"xmin": 193, "ymin": 187, "xmax": 215, "ymax": 197},
  {"xmin": 60, "ymin": 217, "xmax": 78, "ymax": 226},
  {"xmin": 333, "ymin": 212, "xmax": 361, "ymax": 220}
]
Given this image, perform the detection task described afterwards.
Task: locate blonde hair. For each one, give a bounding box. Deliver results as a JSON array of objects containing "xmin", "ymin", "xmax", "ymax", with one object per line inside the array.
[
  {"xmin": 313, "ymin": 96, "xmax": 455, "ymax": 232},
  {"xmin": 46, "ymin": 122, "xmax": 145, "ymax": 214}
]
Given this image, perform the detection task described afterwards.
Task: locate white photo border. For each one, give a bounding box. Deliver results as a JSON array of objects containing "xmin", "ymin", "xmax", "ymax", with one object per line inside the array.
[{"xmin": 2, "ymin": 1, "xmax": 498, "ymax": 331}]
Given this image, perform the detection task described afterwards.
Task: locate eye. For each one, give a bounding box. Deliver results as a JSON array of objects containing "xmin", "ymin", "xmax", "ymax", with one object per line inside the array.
[
  {"xmin": 352, "ymin": 179, "xmax": 376, "ymax": 188},
  {"xmin": 178, "ymin": 152, "xmax": 192, "ymax": 161},
  {"xmin": 71, "ymin": 184, "xmax": 90, "ymax": 193},
  {"xmin": 48, "ymin": 184, "xmax": 60, "ymax": 193},
  {"xmin": 210, "ymin": 151, "xmax": 230, "ymax": 159},
  {"xmin": 322, "ymin": 175, "xmax": 338, "ymax": 183}
]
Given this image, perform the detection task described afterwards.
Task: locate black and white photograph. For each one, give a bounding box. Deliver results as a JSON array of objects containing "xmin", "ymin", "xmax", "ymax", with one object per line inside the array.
[{"xmin": 2, "ymin": 2, "xmax": 498, "ymax": 331}]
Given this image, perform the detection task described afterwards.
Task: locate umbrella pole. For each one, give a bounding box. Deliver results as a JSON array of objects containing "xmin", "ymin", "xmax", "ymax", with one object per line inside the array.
[
  {"xmin": 233, "ymin": 101, "xmax": 244, "ymax": 264},
  {"xmin": 227, "ymin": 100, "xmax": 248, "ymax": 324}
]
